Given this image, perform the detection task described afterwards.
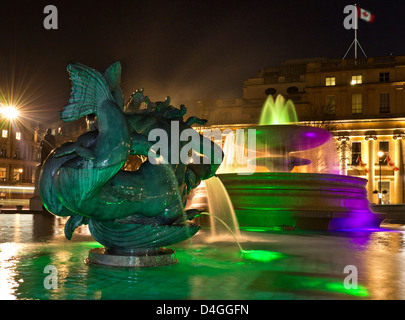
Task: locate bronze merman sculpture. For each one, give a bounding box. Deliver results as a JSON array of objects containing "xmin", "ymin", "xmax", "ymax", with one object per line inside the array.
[{"xmin": 39, "ymin": 62, "xmax": 223, "ymax": 266}]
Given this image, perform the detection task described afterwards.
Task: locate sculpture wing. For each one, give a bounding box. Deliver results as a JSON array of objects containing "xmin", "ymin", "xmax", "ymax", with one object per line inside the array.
[{"xmin": 60, "ymin": 62, "xmax": 113, "ymax": 122}]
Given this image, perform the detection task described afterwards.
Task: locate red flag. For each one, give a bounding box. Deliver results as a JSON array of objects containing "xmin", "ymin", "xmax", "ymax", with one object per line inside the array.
[
  {"xmin": 356, "ymin": 6, "xmax": 375, "ymax": 23},
  {"xmin": 357, "ymin": 155, "xmax": 369, "ymax": 173},
  {"xmin": 387, "ymin": 155, "xmax": 400, "ymax": 171}
]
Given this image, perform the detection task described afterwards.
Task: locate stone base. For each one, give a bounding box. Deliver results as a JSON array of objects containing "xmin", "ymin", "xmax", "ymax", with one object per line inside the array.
[
  {"xmin": 29, "ymin": 196, "xmax": 43, "ymax": 211},
  {"xmin": 219, "ymin": 172, "xmax": 383, "ymax": 231},
  {"xmin": 86, "ymin": 247, "xmax": 177, "ymax": 267}
]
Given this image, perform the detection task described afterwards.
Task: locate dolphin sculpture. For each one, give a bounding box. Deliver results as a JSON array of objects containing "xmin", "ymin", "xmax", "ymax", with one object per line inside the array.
[{"xmin": 39, "ymin": 62, "xmax": 223, "ymax": 254}]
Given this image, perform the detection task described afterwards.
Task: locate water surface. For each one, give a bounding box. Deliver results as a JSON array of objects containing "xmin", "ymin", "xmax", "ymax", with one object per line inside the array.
[{"xmin": 1, "ymin": 213, "xmax": 404, "ymax": 300}]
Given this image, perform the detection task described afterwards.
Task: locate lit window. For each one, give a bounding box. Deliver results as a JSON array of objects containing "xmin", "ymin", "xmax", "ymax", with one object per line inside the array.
[
  {"xmin": 325, "ymin": 77, "xmax": 336, "ymax": 86},
  {"xmin": 16, "ymin": 132, "xmax": 21, "ymax": 140},
  {"xmin": 352, "ymin": 94, "xmax": 362, "ymax": 114},
  {"xmin": 351, "ymin": 142, "xmax": 362, "ymax": 165},
  {"xmin": 2, "ymin": 130, "xmax": 8, "ymax": 138},
  {"xmin": 351, "ymin": 75, "xmax": 362, "ymax": 85}
]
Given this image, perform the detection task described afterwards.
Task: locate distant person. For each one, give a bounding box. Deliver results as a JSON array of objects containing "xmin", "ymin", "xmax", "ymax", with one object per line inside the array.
[{"xmin": 40, "ymin": 128, "xmax": 56, "ymax": 164}]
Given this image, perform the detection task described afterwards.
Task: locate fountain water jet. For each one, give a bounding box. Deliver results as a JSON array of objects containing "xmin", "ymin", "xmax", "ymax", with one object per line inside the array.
[
  {"xmin": 205, "ymin": 176, "xmax": 241, "ymax": 239},
  {"xmin": 199, "ymin": 212, "xmax": 285, "ymax": 263},
  {"xmin": 259, "ymin": 94, "xmax": 298, "ymax": 125}
]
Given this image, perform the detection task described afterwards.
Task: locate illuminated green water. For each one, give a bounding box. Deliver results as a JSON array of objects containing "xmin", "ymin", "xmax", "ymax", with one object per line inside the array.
[
  {"xmin": 259, "ymin": 95, "xmax": 298, "ymax": 125},
  {"xmin": 2, "ymin": 214, "xmax": 404, "ymax": 300}
]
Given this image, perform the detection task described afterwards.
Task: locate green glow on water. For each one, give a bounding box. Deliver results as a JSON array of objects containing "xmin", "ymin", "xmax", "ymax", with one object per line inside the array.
[
  {"xmin": 0, "ymin": 238, "xmax": 371, "ymax": 300},
  {"xmin": 81, "ymin": 241, "xmax": 104, "ymax": 248},
  {"xmin": 0, "ymin": 214, "xmax": 375, "ymax": 300},
  {"xmin": 325, "ymin": 281, "xmax": 369, "ymax": 297},
  {"xmin": 240, "ymin": 227, "xmax": 271, "ymax": 232},
  {"xmin": 241, "ymin": 250, "xmax": 285, "ymax": 262}
]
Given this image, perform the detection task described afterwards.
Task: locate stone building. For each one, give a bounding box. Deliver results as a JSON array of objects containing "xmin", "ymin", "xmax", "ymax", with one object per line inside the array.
[
  {"xmin": 0, "ymin": 116, "xmax": 41, "ymax": 207},
  {"xmin": 191, "ymin": 55, "xmax": 405, "ymax": 205}
]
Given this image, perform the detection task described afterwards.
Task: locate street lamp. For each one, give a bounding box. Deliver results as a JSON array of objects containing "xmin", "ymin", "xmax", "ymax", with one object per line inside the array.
[
  {"xmin": 0, "ymin": 105, "xmax": 19, "ymax": 120},
  {"xmin": 377, "ymin": 151, "xmax": 384, "ymax": 205}
]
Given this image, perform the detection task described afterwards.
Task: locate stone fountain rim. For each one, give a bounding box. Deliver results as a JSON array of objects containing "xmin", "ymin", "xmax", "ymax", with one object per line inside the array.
[{"xmin": 217, "ymin": 171, "xmax": 369, "ymax": 184}]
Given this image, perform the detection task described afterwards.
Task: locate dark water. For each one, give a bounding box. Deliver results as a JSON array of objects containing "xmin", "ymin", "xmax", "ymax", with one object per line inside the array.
[{"xmin": 1, "ymin": 213, "xmax": 405, "ymax": 300}]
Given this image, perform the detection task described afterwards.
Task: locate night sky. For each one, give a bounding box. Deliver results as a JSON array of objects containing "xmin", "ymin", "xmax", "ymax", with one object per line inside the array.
[{"xmin": 0, "ymin": 0, "xmax": 404, "ymax": 122}]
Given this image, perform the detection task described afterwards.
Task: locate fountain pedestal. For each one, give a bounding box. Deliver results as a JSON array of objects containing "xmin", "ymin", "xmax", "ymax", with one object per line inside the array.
[
  {"xmin": 219, "ymin": 172, "xmax": 385, "ymax": 231},
  {"xmin": 87, "ymin": 247, "xmax": 177, "ymax": 267}
]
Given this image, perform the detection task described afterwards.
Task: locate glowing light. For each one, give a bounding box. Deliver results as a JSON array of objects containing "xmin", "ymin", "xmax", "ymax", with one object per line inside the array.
[
  {"xmin": 241, "ymin": 250, "xmax": 286, "ymax": 262},
  {"xmin": 0, "ymin": 105, "xmax": 19, "ymax": 120},
  {"xmin": 259, "ymin": 94, "xmax": 298, "ymax": 125},
  {"xmin": 378, "ymin": 151, "xmax": 384, "ymax": 158},
  {"xmin": 0, "ymin": 186, "xmax": 34, "ymax": 190}
]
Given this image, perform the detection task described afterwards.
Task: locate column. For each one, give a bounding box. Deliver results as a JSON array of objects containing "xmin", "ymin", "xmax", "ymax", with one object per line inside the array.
[
  {"xmin": 367, "ymin": 138, "xmax": 375, "ymax": 203},
  {"xmin": 393, "ymin": 138, "xmax": 404, "ymax": 204},
  {"xmin": 340, "ymin": 140, "xmax": 348, "ymax": 176}
]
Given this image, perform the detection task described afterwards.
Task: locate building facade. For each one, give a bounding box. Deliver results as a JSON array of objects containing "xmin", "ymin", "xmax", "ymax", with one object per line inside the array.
[
  {"xmin": 0, "ymin": 117, "xmax": 41, "ymax": 207},
  {"xmin": 191, "ymin": 55, "xmax": 405, "ymax": 205}
]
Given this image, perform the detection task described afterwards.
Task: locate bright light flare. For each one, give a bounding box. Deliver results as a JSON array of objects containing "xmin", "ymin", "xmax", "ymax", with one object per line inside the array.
[{"xmin": 0, "ymin": 105, "xmax": 19, "ymax": 120}]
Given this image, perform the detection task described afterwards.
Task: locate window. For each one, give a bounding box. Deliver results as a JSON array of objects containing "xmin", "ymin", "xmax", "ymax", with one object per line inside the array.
[
  {"xmin": 325, "ymin": 77, "xmax": 335, "ymax": 86},
  {"xmin": 0, "ymin": 167, "xmax": 6, "ymax": 182},
  {"xmin": 379, "ymin": 141, "xmax": 389, "ymax": 165},
  {"xmin": 2, "ymin": 130, "xmax": 7, "ymax": 138},
  {"xmin": 265, "ymin": 88, "xmax": 276, "ymax": 96},
  {"xmin": 381, "ymin": 181, "xmax": 390, "ymax": 204},
  {"xmin": 13, "ymin": 168, "xmax": 23, "ymax": 182},
  {"xmin": 15, "ymin": 146, "xmax": 21, "ymax": 159},
  {"xmin": 379, "ymin": 72, "xmax": 390, "ymax": 83},
  {"xmin": 287, "ymin": 86, "xmax": 299, "ymax": 95},
  {"xmin": 16, "ymin": 132, "xmax": 21, "ymax": 140},
  {"xmin": 379, "ymin": 93, "xmax": 390, "ymax": 113},
  {"xmin": 375, "ymin": 181, "xmax": 391, "ymax": 204},
  {"xmin": 325, "ymin": 95, "xmax": 336, "ymax": 114},
  {"xmin": 351, "ymin": 142, "xmax": 362, "ymax": 165},
  {"xmin": 352, "ymin": 94, "xmax": 362, "ymax": 114},
  {"xmin": 0, "ymin": 147, "xmax": 6, "ymax": 158},
  {"xmin": 351, "ymin": 75, "xmax": 362, "ymax": 85}
]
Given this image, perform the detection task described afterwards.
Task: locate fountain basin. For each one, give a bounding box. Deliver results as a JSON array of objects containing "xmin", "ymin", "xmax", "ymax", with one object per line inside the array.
[
  {"xmin": 251, "ymin": 156, "xmax": 312, "ymax": 172},
  {"xmin": 253, "ymin": 125, "xmax": 333, "ymax": 152},
  {"xmin": 218, "ymin": 172, "xmax": 385, "ymax": 231}
]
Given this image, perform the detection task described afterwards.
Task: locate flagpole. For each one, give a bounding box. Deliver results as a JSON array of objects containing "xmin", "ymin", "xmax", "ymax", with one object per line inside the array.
[
  {"xmin": 354, "ymin": 25, "xmax": 357, "ymax": 60},
  {"xmin": 354, "ymin": 3, "xmax": 357, "ymax": 60},
  {"xmin": 342, "ymin": 3, "xmax": 368, "ymax": 60}
]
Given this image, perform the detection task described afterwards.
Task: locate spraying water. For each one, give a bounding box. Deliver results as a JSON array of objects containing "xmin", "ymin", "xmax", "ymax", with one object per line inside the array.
[
  {"xmin": 204, "ymin": 176, "xmax": 240, "ymax": 239},
  {"xmin": 259, "ymin": 95, "xmax": 298, "ymax": 125},
  {"xmin": 199, "ymin": 212, "xmax": 284, "ymax": 262}
]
